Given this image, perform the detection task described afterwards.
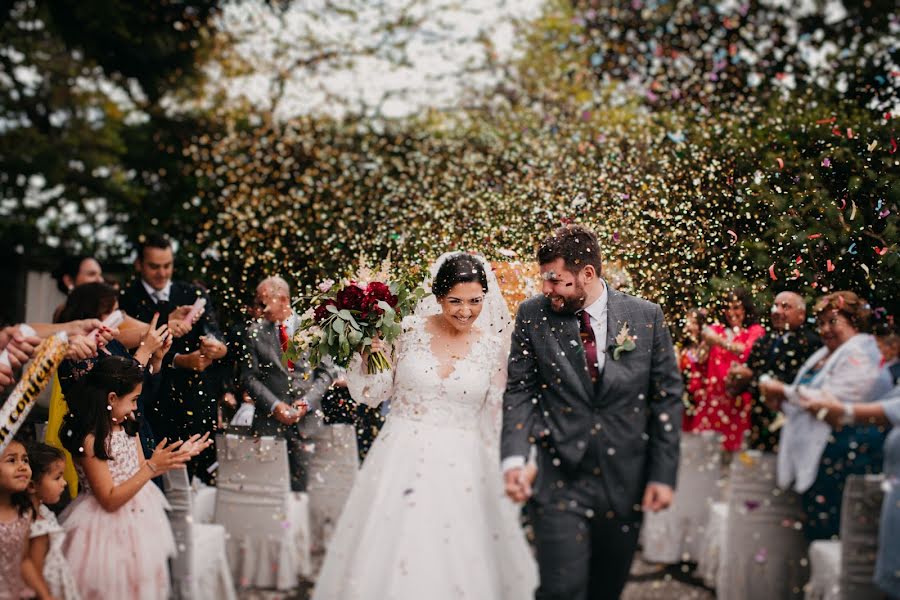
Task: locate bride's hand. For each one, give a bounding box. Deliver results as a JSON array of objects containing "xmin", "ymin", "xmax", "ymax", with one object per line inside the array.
[
  {"xmin": 370, "ymin": 337, "xmax": 388, "ymax": 355},
  {"xmin": 361, "ymin": 336, "xmax": 390, "ymax": 367}
]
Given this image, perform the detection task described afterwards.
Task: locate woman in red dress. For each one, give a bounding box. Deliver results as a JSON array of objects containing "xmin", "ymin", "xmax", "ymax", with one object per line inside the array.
[{"xmin": 684, "ymin": 288, "xmax": 765, "ymax": 451}]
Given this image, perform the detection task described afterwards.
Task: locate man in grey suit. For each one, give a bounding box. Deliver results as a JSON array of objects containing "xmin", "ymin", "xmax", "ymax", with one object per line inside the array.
[
  {"xmin": 502, "ymin": 224, "xmax": 684, "ymax": 600},
  {"xmin": 241, "ymin": 276, "xmax": 336, "ymax": 491}
]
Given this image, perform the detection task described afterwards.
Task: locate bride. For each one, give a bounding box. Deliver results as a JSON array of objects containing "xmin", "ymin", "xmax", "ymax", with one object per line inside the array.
[{"xmin": 312, "ymin": 252, "xmax": 538, "ymax": 599}]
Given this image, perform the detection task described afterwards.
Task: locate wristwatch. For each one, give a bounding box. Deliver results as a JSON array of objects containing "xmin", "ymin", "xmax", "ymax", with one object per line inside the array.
[{"xmin": 841, "ymin": 403, "xmax": 855, "ymax": 425}]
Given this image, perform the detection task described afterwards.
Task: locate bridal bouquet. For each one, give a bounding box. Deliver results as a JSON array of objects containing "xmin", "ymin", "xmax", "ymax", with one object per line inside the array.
[{"xmin": 286, "ymin": 260, "xmax": 427, "ymax": 374}]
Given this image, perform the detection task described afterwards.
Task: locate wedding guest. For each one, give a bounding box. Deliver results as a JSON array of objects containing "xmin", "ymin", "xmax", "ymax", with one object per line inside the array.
[
  {"xmin": 760, "ymin": 291, "xmax": 886, "ymax": 540},
  {"xmin": 684, "ymin": 288, "xmax": 765, "ymax": 451},
  {"xmin": 59, "ymin": 356, "xmax": 211, "ymax": 599},
  {"xmin": 0, "ymin": 320, "xmax": 112, "ymax": 392},
  {"xmin": 726, "ymin": 291, "xmax": 820, "ymax": 452},
  {"xmin": 119, "ymin": 233, "xmax": 227, "ymax": 483},
  {"xmin": 52, "ymin": 256, "xmax": 104, "ymax": 321},
  {"xmin": 0, "ymin": 438, "xmax": 33, "ymax": 600},
  {"xmin": 56, "ymin": 282, "xmax": 170, "ymax": 463},
  {"xmin": 241, "ymin": 276, "xmax": 336, "ymax": 491},
  {"xmin": 802, "ymin": 384, "xmax": 900, "ymax": 598},
  {"xmin": 875, "ymin": 319, "xmax": 900, "ymax": 385},
  {"xmin": 23, "ymin": 443, "xmax": 80, "ymax": 600},
  {"xmin": 52, "ymin": 255, "xmax": 198, "ymax": 350},
  {"xmin": 678, "ymin": 307, "xmax": 709, "ymax": 430}
]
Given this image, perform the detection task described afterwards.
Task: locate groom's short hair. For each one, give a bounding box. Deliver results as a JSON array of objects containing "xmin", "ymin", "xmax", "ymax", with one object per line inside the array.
[{"xmin": 537, "ymin": 224, "xmax": 602, "ymax": 275}]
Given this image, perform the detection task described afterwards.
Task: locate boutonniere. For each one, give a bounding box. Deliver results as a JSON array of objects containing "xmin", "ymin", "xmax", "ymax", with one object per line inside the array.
[{"xmin": 612, "ymin": 322, "xmax": 637, "ymax": 360}]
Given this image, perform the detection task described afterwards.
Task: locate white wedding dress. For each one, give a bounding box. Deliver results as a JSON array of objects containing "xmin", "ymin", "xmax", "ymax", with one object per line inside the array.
[{"xmin": 311, "ymin": 314, "xmax": 538, "ymax": 599}]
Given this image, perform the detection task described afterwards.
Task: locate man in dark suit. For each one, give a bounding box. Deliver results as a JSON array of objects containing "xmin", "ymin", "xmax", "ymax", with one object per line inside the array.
[
  {"xmin": 119, "ymin": 233, "xmax": 228, "ymax": 483},
  {"xmin": 502, "ymin": 224, "xmax": 684, "ymax": 600},
  {"xmin": 726, "ymin": 291, "xmax": 821, "ymax": 452},
  {"xmin": 241, "ymin": 276, "xmax": 336, "ymax": 491}
]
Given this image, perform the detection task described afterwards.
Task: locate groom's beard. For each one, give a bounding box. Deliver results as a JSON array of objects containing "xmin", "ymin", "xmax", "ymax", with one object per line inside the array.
[{"xmin": 547, "ymin": 283, "xmax": 587, "ymax": 315}]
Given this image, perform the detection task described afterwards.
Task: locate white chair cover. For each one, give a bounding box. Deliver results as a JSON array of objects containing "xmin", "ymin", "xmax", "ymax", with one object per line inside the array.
[
  {"xmin": 806, "ymin": 540, "xmax": 841, "ymax": 600},
  {"xmin": 163, "ymin": 467, "xmax": 237, "ymax": 600},
  {"xmin": 838, "ymin": 474, "xmax": 884, "ymax": 600},
  {"xmin": 718, "ymin": 451, "xmax": 808, "ymax": 600},
  {"xmin": 214, "ymin": 433, "xmax": 312, "ymax": 590},
  {"xmin": 306, "ymin": 423, "xmax": 359, "ymax": 578},
  {"xmin": 641, "ymin": 431, "xmax": 724, "ymax": 563},
  {"xmin": 191, "ymin": 479, "xmax": 217, "ymax": 524},
  {"xmin": 696, "ymin": 501, "xmax": 728, "ymax": 588},
  {"xmin": 305, "ymin": 424, "xmax": 359, "ymax": 574}
]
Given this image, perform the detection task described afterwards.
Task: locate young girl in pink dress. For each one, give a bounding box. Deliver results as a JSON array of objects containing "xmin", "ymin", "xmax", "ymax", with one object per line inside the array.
[
  {"xmin": 59, "ymin": 356, "xmax": 211, "ymax": 600},
  {"xmin": 0, "ymin": 439, "xmax": 33, "ymax": 600}
]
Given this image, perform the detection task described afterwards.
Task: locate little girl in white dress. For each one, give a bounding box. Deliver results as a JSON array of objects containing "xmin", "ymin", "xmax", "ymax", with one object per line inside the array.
[{"xmin": 25, "ymin": 443, "xmax": 80, "ymax": 600}]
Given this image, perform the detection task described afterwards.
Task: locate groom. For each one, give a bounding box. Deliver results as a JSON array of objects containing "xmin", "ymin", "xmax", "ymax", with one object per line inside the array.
[{"xmin": 502, "ymin": 224, "xmax": 683, "ymax": 600}]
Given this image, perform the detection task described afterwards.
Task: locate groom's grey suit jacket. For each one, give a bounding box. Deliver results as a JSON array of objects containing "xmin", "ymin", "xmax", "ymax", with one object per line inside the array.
[{"xmin": 501, "ymin": 288, "xmax": 683, "ymax": 516}]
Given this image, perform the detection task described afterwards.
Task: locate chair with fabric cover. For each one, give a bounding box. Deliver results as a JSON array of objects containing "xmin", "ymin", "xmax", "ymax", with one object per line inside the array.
[
  {"xmin": 305, "ymin": 423, "xmax": 359, "ymax": 575},
  {"xmin": 214, "ymin": 433, "xmax": 312, "ymax": 590},
  {"xmin": 718, "ymin": 451, "xmax": 808, "ymax": 600},
  {"xmin": 641, "ymin": 431, "xmax": 724, "ymax": 563},
  {"xmin": 838, "ymin": 474, "xmax": 884, "ymax": 600},
  {"xmin": 806, "ymin": 540, "xmax": 841, "ymax": 600},
  {"xmin": 162, "ymin": 466, "xmax": 237, "ymax": 600}
]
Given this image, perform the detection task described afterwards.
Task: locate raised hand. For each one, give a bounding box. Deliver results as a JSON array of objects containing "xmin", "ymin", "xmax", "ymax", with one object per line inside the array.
[
  {"xmin": 139, "ymin": 313, "xmax": 170, "ymax": 355},
  {"xmin": 167, "ymin": 305, "xmax": 199, "ymax": 338},
  {"xmin": 273, "ymin": 402, "xmax": 301, "ymax": 425},
  {"xmin": 175, "ymin": 349, "xmax": 214, "ymax": 372},
  {"xmin": 0, "ymin": 361, "xmax": 14, "ymax": 390},
  {"xmin": 199, "ymin": 335, "xmax": 227, "ymax": 360},
  {"xmin": 178, "ymin": 432, "xmax": 213, "ymax": 458},
  {"xmin": 65, "ymin": 334, "xmax": 99, "ymax": 361},
  {"xmin": 1, "ymin": 326, "xmax": 41, "ymax": 369},
  {"xmin": 147, "ymin": 438, "xmax": 191, "ymax": 474}
]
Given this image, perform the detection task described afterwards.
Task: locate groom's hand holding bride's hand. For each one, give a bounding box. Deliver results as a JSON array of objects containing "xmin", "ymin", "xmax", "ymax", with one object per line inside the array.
[
  {"xmin": 503, "ymin": 463, "xmax": 537, "ymax": 503},
  {"xmin": 641, "ymin": 482, "xmax": 674, "ymax": 512}
]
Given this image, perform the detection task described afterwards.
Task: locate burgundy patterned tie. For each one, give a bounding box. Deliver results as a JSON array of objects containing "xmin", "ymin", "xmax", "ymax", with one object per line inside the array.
[{"xmin": 579, "ymin": 310, "xmax": 600, "ymax": 382}]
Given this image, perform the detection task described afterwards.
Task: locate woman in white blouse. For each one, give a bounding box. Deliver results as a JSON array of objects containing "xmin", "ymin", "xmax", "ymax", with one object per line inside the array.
[{"xmin": 759, "ymin": 291, "xmax": 890, "ymax": 540}]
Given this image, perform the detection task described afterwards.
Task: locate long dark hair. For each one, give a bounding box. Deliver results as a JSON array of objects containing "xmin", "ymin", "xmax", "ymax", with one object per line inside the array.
[
  {"xmin": 60, "ymin": 356, "xmax": 143, "ymax": 461},
  {"xmin": 26, "ymin": 442, "xmax": 65, "ymax": 488},
  {"xmin": 52, "ymin": 255, "xmax": 96, "ymax": 295},
  {"xmin": 717, "ymin": 287, "xmax": 759, "ymax": 327},
  {"xmin": 432, "ymin": 254, "xmax": 488, "ymax": 297},
  {"xmin": 57, "ymin": 282, "xmax": 119, "ymax": 324}
]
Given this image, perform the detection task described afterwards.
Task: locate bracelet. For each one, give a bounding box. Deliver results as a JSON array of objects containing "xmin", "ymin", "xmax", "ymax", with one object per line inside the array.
[
  {"xmin": 841, "ymin": 403, "xmax": 855, "ymax": 425},
  {"xmin": 146, "ymin": 461, "xmax": 158, "ymax": 474}
]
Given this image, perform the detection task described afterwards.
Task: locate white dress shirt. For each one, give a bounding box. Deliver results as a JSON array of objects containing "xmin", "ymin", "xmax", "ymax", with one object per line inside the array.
[
  {"xmin": 501, "ymin": 282, "xmax": 608, "ymax": 473},
  {"xmin": 141, "ymin": 279, "xmax": 172, "ymax": 303}
]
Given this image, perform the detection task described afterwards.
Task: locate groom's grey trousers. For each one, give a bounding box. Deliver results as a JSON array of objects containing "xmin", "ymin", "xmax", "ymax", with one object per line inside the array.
[{"xmin": 528, "ymin": 431, "xmax": 642, "ymax": 600}]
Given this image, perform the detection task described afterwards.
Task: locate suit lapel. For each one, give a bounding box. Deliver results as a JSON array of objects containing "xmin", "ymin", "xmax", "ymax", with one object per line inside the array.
[
  {"xmin": 265, "ymin": 321, "xmax": 291, "ymax": 377},
  {"xmin": 549, "ymin": 309, "xmax": 594, "ymax": 402},
  {"xmin": 597, "ymin": 289, "xmax": 626, "ymax": 401}
]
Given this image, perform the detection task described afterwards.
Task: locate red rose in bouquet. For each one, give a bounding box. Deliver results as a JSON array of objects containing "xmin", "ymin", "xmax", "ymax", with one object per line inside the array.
[
  {"xmin": 365, "ymin": 282, "xmax": 398, "ymax": 308},
  {"xmin": 314, "ymin": 300, "xmax": 337, "ymax": 323},
  {"xmin": 336, "ymin": 284, "xmax": 365, "ymax": 311},
  {"xmin": 286, "ymin": 262, "xmax": 427, "ymax": 374}
]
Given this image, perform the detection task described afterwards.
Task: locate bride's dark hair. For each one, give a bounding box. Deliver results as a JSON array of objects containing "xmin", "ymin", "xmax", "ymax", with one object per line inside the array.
[{"xmin": 432, "ymin": 254, "xmax": 489, "ymax": 298}]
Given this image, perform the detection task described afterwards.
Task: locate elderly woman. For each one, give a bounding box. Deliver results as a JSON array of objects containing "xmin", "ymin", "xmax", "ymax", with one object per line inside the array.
[
  {"xmin": 760, "ymin": 291, "xmax": 888, "ymax": 540},
  {"xmin": 804, "ymin": 384, "xmax": 900, "ymax": 598}
]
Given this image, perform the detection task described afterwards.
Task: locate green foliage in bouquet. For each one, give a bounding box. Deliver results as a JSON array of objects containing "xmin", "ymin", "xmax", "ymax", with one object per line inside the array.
[{"xmin": 285, "ymin": 266, "xmax": 427, "ymax": 374}]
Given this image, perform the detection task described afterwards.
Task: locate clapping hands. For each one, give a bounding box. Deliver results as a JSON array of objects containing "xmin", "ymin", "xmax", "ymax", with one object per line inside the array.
[{"xmin": 177, "ymin": 432, "xmax": 213, "ymax": 458}]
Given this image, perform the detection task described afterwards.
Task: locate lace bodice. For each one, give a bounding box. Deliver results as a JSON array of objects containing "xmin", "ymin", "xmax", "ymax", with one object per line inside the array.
[
  {"xmin": 76, "ymin": 429, "xmax": 142, "ymax": 493},
  {"xmin": 347, "ymin": 316, "xmax": 507, "ymax": 435}
]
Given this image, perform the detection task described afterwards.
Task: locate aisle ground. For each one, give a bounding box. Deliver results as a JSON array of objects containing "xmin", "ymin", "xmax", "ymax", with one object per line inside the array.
[{"xmin": 235, "ymin": 552, "xmax": 716, "ymax": 599}]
